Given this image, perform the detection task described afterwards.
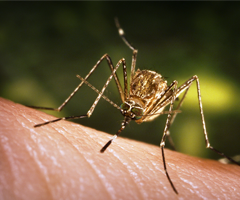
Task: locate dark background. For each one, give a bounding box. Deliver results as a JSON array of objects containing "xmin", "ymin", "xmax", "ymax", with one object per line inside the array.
[{"xmin": 1, "ymin": 2, "xmax": 240, "ymax": 161}]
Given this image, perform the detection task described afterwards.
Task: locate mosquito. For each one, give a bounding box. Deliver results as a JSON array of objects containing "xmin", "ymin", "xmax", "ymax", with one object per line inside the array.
[{"xmin": 29, "ymin": 18, "xmax": 240, "ymax": 194}]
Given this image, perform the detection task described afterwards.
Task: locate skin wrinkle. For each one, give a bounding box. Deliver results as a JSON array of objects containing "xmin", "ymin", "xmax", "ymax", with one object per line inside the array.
[
  {"xmin": 119, "ymin": 139, "xmax": 178, "ymax": 197},
  {"xmin": 87, "ymin": 126, "xmax": 114, "ymax": 148},
  {"xmin": 180, "ymin": 160, "xmax": 215, "ymax": 198},
  {"xmin": 123, "ymin": 138, "xmax": 179, "ymax": 196},
  {"xmin": 49, "ymin": 127, "xmax": 111, "ymax": 200},
  {"xmin": 67, "ymin": 124, "xmax": 106, "ymax": 154},
  {"xmin": 4, "ymin": 131, "xmax": 26, "ymax": 198},
  {"xmin": 102, "ymin": 141, "xmax": 145, "ymax": 199},
  {"xmin": 0, "ymin": 135, "xmax": 16, "ymax": 200},
  {"xmin": 53, "ymin": 125, "xmax": 112, "ymax": 200},
  {"xmin": 208, "ymin": 171, "xmax": 229, "ymax": 199},
  {"xmin": 86, "ymin": 125, "xmax": 156, "ymax": 198},
  {"xmin": 182, "ymin": 161, "xmax": 236, "ymax": 199},
  {"xmin": 135, "ymin": 149, "xmax": 161, "ymax": 178},
  {"xmin": 181, "ymin": 172, "xmax": 209, "ymax": 199},
  {"xmin": 108, "ymin": 148, "xmax": 145, "ymax": 200},
  {"xmin": 214, "ymin": 169, "xmax": 240, "ymax": 199},
  {"xmin": 60, "ymin": 121, "xmax": 129, "ymax": 199},
  {"xmin": 224, "ymin": 176, "xmax": 239, "ymax": 191},
  {"xmin": 12, "ymin": 109, "xmax": 55, "ymax": 199},
  {"xmin": 202, "ymin": 180, "xmax": 218, "ymax": 200},
  {"xmin": 103, "ymin": 148, "xmax": 145, "ymax": 199},
  {"xmin": 62, "ymin": 120, "xmax": 126, "ymax": 200},
  {"xmin": 35, "ymin": 127, "xmax": 96, "ymax": 199},
  {"xmin": 127, "ymin": 152, "xmax": 167, "ymax": 198},
  {"xmin": 0, "ymin": 102, "xmax": 15, "ymax": 199},
  {"xmin": 24, "ymin": 141, "xmax": 54, "ymax": 200},
  {"xmin": 148, "ymin": 149, "xmax": 178, "ymax": 184},
  {"xmin": 11, "ymin": 103, "xmax": 85, "ymax": 199},
  {"xmin": 208, "ymin": 165, "xmax": 237, "ymax": 199},
  {"xmin": 173, "ymin": 157, "xmax": 211, "ymax": 199},
  {"xmin": 75, "ymin": 151, "xmax": 113, "ymax": 200},
  {"xmin": 74, "ymin": 119, "xmax": 107, "ymax": 149},
  {"xmin": 2, "ymin": 133, "xmax": 27, "ymax": 199},
  {"xmin": 121, "ymin": 141, "xmax": 168, "ymax": 196}
]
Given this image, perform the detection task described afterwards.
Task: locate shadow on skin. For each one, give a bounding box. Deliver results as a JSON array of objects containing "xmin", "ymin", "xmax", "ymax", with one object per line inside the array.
[{"xmin": 0, "ymin": 97, "xmax": 240, "ymax": 199}]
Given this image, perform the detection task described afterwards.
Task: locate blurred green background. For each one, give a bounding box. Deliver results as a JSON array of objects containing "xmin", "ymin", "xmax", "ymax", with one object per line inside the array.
[{"xmin": 1, "ymin": 2, "xmax": 240, "ymax": 161}]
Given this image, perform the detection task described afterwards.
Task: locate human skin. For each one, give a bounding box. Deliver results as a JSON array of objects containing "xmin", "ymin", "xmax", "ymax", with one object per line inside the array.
[{"xmin": 0, "ymin": 97, "xmax": 240, "ymax": 200}]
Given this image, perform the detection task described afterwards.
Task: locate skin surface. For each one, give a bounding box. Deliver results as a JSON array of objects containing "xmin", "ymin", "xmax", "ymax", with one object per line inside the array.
[{"xmin": 0, "ymin": 97, "xmax": 240, "ymax": 200}]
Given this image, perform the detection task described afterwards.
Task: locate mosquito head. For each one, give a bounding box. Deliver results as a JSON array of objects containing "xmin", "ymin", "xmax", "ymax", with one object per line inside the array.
[{"xmin": 120, "ymin": 100, "xmax": 144, "ymax": 120}]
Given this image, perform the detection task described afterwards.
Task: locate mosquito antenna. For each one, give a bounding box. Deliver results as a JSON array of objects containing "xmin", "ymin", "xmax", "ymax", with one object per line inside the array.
[
  {"xmin": 115, "ymin": 18, "xmax": 136, "ymax": 51},
  {"xmin": 115, "ymin": 18, "xmax": 138, "ymax": 85},
  {"xmin": 100, "ymin": 117, "xmax": 131, "ymax": 153}
]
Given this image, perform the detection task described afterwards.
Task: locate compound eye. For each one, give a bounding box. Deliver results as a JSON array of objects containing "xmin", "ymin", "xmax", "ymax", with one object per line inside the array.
[
  {"xmin": 131, "ymin": 107, "xmax": 143, "ymax": 120},
  {"xmin": 120, "ymin": 103, "xmax": 130, "ymax": 111}
]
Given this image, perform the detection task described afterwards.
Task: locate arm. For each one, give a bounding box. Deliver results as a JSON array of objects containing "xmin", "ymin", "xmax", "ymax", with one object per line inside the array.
[{"xmin": 0, "ymin": 97, "xmax": 240, "ymax": 199}]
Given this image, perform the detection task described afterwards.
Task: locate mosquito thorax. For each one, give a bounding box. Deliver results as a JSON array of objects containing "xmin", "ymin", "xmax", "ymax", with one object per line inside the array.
[
  {"xmin": 130, "ymin": 69, "xmax": 168, "ymax": 100},
  {"xmin": 120, "ymin": 100, "xmax": 144, "ymax": 120}
]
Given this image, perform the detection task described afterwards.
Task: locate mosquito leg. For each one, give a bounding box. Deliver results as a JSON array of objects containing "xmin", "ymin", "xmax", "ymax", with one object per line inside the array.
[
  {"xmin": 170, "ymin": 86, "xmax": 191, "ymax": 125},
  {"xmin": 165, "ymin": 131, "xmax": 176, "ymax": 151},
  {"xmin": 34, "ymin": 115, "xmax": 88, "ymax": 127},
  {"xmin": 219, "ymin": 155, "xmax": 240, "ymax": 164},
  {"xmin": 76, "ymin": 75, "xmax": 121, "ymax": 110},
  {"xmin": 161, "ymin": 146, "xmax": 178, "ymax": 194},
  {"xmin": 160, "ymin": 81, "xmax": 178, "ymax": 194},
  {"xmin": 209, "ymin": 147, "xmax": 240, "ymax": 165},
  {"xmin": 129, "ymin": 49, "xmax": 138, "ymax": 86},
  {"xmin": 29, "ymin": 53, "xmax": 126, "ymax": 113},
  {"xmin": 100, "ymin": 117, "xmax": 131, "ymax": 153},
  {"xmin": 86, "ymin": 58, "xmax": 127, "ymax": 117},
  {"xmin": 166, "ymin": 85, "xmax": 191, "ymax": 151},
  {"xmin": 32, "ymin": 19, "xmax": 134, "ymax": 113},
  {"xmin": 34, "ymin": 57, "xmax": 128, "ymax": 127},
  {"xmin": 59, "ymin": 54, "xmax": 125, "ymax": 111},
  {"xmin": 172, "ymin": 75, "xmax": 240, "ymax": 166},
  {"xmin": 27, "ymin": 106, "xmax": 58, "ymax": 111},
  {"xmin": 192, "ymin": 75, "xmax": 240, "ymax": 166},
  {"xmin": 146, "ymin": 80, "xmax": 179, "ymax": 151}
]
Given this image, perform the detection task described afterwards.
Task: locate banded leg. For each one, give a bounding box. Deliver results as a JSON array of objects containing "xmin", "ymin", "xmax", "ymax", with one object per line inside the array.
[
  {"xmin": 191, "ymin": 75, "xmax": 240, "ymax": 165},
  {"xmin": 28, "ymin": 53, "xmax": 125, "ymax": 112},
  {"xmin": 34, "ymin": 115, "xmax": 88, "ymax": 128},
  {"xmin": 100, "ymin": 116, "xmax": 131, "ymax": 153},
  {"xmin": 165, "ymin": 84, "xmax": 191, "ymax": 150},
  {"xmin": 33, "ymin": 58, "xmax": 128, "ymax": 127},
  {"xmin": 76, "ymin": 75, "xmax": 121, "ymax": 110},
  {"xmin": 160, "ymin": 75, "xmax": 240, "ymax": 193},
  {"xmin": 173, "ymin": 76, "xmax": 240, "ymax": 165},
  {"xmin": 160, "ymin": 80, "xmax": 179, "ymax": 194},
  {"xmin": 85, "ymin": 58, "xmax": 128, "ymax": 117}
]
